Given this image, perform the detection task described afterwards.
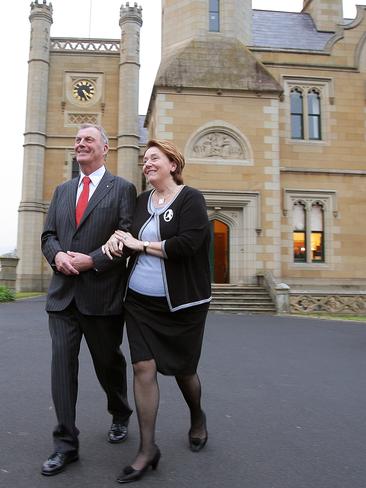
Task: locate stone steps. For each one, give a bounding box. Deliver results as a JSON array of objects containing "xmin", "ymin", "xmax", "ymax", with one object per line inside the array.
[{"xmin": 210, "ymin": 284, "xmax": 276, "ymax": 314}]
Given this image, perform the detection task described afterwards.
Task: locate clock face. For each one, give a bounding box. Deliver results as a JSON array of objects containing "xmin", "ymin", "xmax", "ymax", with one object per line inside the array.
[{"xmin": 72, "ymin": 80, "xmax": 95, "ymax": 102}]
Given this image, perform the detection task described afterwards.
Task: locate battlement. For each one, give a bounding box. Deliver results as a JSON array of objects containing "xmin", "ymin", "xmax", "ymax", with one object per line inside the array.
[
  {"xmin": 51, "ymin": 38, "xmax": 120, "ymax": 54},
  {"xmin": 30, "ymin": 0, "xmax": 53, "ymax": 14},
  {"xmin": 120, "ymin": 2, "xmax": 143, "ymax": 25}
]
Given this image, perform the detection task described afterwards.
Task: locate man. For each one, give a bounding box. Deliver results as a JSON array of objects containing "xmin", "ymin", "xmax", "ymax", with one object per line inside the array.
[{"xmin": 41, "ymin": 124, "xmax": 136, "ymax": 476}]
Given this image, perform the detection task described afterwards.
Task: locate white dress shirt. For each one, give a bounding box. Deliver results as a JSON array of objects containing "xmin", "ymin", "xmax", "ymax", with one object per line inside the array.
[{"xmin": 76, "ymin": 165, "xmax": 106, "ymax": 204}]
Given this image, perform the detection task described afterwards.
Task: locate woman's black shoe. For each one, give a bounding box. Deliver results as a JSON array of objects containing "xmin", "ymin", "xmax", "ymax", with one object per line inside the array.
[
  {"xmin": 116, "ymin": 448, "xmax": 161, "ymax": 484},
  {"xmin": 189, "ymin": 411, "xmax": 208, "ymax": 452}
]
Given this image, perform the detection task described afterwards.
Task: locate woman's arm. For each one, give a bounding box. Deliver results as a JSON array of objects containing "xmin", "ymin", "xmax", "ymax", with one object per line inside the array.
[
  {"xmin": 163, "ymin": 189, "xmax": 209, "ymax": 259},
  {"xmin": 112, "ymin": 230, "xmax": 165, "ymax": 258}
]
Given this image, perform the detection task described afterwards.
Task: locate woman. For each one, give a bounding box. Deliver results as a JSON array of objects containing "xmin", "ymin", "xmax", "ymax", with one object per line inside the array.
[{"xmin": 104, "ymin": 139, "xmax": 211, "ymax": 483}]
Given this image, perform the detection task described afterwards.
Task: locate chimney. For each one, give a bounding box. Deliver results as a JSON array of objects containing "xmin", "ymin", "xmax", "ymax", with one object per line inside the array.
[{"xmin": 302, "ymin": 0, "xmax": 343, "ymax": 32}]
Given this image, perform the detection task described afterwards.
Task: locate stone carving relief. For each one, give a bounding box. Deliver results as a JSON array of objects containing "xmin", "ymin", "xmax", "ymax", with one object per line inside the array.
[
  {"xmin": 192, "ymin": 132, "xmax": 244, "ymax": 160},
  {"xmin": 290, "ymin": 294, "xmax": 366, "ymax": 314},
  {"xmin": 68, "ymin": 113, "xmax": 98, "ymax": 125}
]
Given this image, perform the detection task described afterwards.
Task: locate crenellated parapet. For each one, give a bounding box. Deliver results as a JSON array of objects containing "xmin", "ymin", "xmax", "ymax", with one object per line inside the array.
[
  {"xmin": 51, "ymin": 38, "xmax": 120, "ymax": 53},
  {"xmin": 30, "ymin": 0, "xmax": 53, "ymax": 21},
  {"xmin": 119, "ymin": 2, "xmax": 142, "ymax": 27}
]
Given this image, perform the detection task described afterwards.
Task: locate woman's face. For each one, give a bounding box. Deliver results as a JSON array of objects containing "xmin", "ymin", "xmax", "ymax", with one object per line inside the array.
[{"xmin": 143, "ymin": 146, "xmax": 177, "ymax": 186}]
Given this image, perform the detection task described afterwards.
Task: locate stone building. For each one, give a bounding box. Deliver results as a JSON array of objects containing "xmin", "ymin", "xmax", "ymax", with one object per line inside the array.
[{"xmin": 16, "ymin": 0, "xmax": 366, "ymax": 314}]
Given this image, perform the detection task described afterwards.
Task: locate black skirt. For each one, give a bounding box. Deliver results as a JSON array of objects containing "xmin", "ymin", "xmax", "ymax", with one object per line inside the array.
[{"xmin": 124, "ymin": 289, "xmax": 209, "ymax": 375}]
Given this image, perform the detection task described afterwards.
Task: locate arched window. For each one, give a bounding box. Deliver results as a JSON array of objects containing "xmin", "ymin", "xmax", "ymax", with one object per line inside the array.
[
  {"xmin": 288, "ymin": 84, "xmax": 324, "ymax": 141},
  {"xmin": 311, "ymin": 203, "xmax": 324, "ymax": 262},
  {"xmin": 292, "ymin": 201, "xmax": 325, "ymax": 263},
  {"xmin": 290, "ymin": 89, "xmax": 304, "ymax": 139},
  {"xmin": 293, "ymin": 202, "xmax": 306, "ymax": 262},
  {"xmin": 209, "ymin": 0, "xmax": 220, "ymax": 32},
  {"xmin": 308, "ymin": 89, "xmax": 321, "ymax": 140}
]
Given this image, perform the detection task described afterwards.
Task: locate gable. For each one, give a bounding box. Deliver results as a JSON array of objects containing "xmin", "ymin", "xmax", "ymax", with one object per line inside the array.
[{"xmin": 155, "ymin": 37, "xmax": 282, "ymax": 93}]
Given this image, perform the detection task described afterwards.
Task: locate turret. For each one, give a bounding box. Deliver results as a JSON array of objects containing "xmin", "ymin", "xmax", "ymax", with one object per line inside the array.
[
  {"xmin": 117, "ymin": 2, "xmax": 143, "ymax": 188},
  {"xmin": 16, "ymin": 0, "xmax": 53, "ymax": 291}
]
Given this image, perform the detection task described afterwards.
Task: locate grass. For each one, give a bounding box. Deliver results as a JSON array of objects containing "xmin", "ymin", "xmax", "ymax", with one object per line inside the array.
[
  {"xmin": 0, "ymin": 286, "xmax": 15, "ymax": 302},
  {"xmin": 291, "ymin": 312, "xmax": 366, "ymax": 323},
  {"xmin": 16, "ymin": 291, "xmax": 45, "ymax": 300}
]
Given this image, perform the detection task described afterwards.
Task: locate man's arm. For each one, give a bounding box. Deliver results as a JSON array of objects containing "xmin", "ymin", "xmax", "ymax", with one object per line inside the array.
[
  {"xmin": 41, "ymin": 186, "xmax": 62, "ymax": 266},
  {"xmin": 41, "ymin": 186, "xmax": 79, "ymax": 275},
  {"xmin": 89, "ymin": 180, "xmax": 137, "ymax": 273}
]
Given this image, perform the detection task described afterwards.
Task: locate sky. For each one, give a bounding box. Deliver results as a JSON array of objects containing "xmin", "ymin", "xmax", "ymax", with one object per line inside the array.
[{"xmin": 0, "ymin": 0, "xmax": 364, "ymax": 255}]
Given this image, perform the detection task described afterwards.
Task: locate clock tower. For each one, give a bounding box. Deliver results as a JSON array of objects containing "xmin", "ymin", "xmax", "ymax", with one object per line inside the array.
[{"xmin": 16, "ymin": 1, "xmax": 143, "ymax": 292}]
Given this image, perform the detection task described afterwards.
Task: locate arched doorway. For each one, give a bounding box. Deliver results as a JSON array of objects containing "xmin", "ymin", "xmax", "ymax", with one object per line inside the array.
[{"xmin": 210, "ymin": 219, "xmax": 230, "ymax": 283}]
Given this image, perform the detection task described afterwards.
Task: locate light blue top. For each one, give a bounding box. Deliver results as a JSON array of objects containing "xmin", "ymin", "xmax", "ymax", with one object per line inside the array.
[{"xmin": 128, "ymin": 200, "xmax": 168, "ymax": 297}]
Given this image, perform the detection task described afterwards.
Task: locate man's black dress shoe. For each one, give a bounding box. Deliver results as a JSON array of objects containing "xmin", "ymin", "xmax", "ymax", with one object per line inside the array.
[
  {"xmin": 41, "ymin": 451, "xmax": 79, "ymax": 476},
  {"xmin": 108, "ymin": 423, "xmax": 128, "ymax": 443}
]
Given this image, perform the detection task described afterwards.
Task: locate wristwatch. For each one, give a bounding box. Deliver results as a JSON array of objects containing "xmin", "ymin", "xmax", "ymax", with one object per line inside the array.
[{"xmin": 143, "ymin": 241, "xmax": 151, "ymax": 254}]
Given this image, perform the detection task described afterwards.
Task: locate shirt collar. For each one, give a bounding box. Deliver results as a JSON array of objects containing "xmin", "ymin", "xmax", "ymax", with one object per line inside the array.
[{"xmin": 78, "ymin": 165, "xmax": 106, "ymax": 187}]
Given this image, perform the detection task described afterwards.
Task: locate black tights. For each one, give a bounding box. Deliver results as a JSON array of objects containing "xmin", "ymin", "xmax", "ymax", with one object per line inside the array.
[
  {"xmin": 175, "ymin": 373, "xmax": 205, "ymax": 433},
  {"xmin": 130, "ymin": 359, "xmax": 205, "ymax": 470}
]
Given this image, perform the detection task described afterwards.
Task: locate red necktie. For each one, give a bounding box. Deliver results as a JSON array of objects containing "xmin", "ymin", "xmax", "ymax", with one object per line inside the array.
[{"xmin": 75, "ymin": 176, "xmax": 91, "ymax": 226}]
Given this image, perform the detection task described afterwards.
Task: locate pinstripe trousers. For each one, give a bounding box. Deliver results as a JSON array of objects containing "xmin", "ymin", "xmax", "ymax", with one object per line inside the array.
[{"xmin": 48, "ymin": 301, "xmax": 132, "ymax": 453}]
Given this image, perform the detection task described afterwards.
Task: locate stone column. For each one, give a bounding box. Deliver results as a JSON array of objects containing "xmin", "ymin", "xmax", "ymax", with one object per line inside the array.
[
  {"xmin": 118, "ymin": 3, "xmax": 143, "ymax": 190},
  {"xmin": 16, "ymin": 0, "xmax": 53, "ymax": 291}
]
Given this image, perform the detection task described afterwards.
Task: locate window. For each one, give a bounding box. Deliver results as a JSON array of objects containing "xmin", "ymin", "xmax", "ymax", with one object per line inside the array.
[
  {"xmin": 290, "ymin": 89, "xmax": 304, "ymax": 140},
  {"xmin": 308, "ymin": 89, "xmax": 321, "ymax": 140},
  {"xmin": 209, "ymin": 0, "xmax": 220, "ymax": 32},
  {"xmin": 283, "ymin": 74, "xmax": 333, "ymax": 141},
  {"xmin": 289, "ymin": 83, "xmax": 325, "ymax": 141},
  {"xmin": 292, "ymin": 201, "xmax": 324, "ymax": 263},
  {"xmin": 293, "ymin": 202, "xmax": 306, "ymax": 262},
  {"xmin": 290, "ymin": 87, "xmax": 322, "ymax": 140},
  {"xmin": 285, "ymin": 189, "xmax": 336, "ymax": 267},
  {"xmin": 311, "ymin": 203, "xmax": 324, "ymax": 262}
]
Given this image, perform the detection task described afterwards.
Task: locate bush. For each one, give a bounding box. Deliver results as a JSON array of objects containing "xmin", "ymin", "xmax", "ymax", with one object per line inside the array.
[{"xmin": 0, "ymin": 286, "xmax": 15, "ymax": 302}]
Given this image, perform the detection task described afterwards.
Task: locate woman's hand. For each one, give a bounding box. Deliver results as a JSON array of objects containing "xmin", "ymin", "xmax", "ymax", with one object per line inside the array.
[
  {"xmin": 102, "ymin": 233, "xmax": 124, "ymax": 260},
  {"xmin": 115, "ymin": 230, "xmax": 143, "ymax": 252}
]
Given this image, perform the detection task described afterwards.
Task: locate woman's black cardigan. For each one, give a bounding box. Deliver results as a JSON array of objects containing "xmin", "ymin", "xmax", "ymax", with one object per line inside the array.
[{"xmin": 125, "ymin": 186, "xmax": 212, "ymax": 312}]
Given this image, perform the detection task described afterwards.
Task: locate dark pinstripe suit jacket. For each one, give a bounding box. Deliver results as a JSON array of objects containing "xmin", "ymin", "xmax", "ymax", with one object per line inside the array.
[{"xmin": 41, "ymin": 170, "xmax": 136, "ymax": 315}]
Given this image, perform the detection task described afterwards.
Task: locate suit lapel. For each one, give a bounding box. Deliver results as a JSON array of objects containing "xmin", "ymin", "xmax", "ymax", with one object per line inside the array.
[
  {"xmin": 77, "ymin": 171, "xmax": 115, "ymax": 228},
  {"xmin": 67, "ymin": 178, "xmax": 79, "ymax": 230}
]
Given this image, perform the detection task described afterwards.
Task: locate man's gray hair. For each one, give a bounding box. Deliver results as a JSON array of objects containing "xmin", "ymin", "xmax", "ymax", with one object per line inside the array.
[{"xmin": 79, "ymin": 123, "xmax": 109, "ymax": 145}]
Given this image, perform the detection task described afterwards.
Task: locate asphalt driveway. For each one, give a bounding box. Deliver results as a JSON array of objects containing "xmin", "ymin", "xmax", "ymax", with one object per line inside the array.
[{"xmin": 1, "ymin": 296, "xmax": 366, "ymax": 488}]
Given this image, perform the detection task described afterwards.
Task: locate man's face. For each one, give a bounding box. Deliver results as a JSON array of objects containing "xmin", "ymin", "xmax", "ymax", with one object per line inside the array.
[{"xmin": 74, "ymin": 127, "xmax": 108, "ymax": 173}]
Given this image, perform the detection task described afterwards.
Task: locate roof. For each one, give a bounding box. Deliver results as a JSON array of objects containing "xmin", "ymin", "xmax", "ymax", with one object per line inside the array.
[
  {"xmin": 251, "ymin": 10, "xmax": 335, "ymax": 51},
  {"xmin": 154, "ymin": 37, "xmax": 282, "ymax": 92}
]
